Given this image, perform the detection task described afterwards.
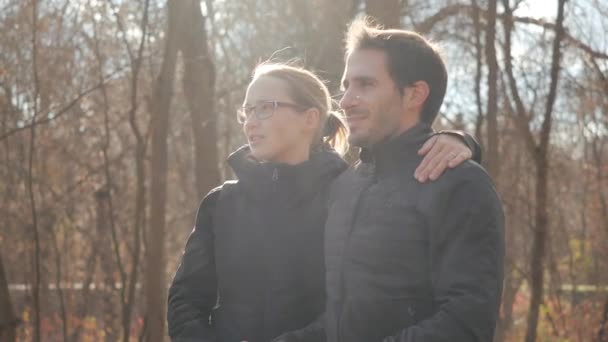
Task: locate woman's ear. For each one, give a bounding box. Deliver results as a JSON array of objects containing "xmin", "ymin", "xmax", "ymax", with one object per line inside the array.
[{"xmin": 304, "ymin": 107, "xmax": 321, "ymax": 132}]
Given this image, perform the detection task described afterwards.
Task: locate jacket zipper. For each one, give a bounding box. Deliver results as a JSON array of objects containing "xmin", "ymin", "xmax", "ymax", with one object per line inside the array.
[
  {"xmin": 262, "ymin": 167, "xmax": 279, "ymax": 341},
  {"xmin": 272, "ymin": 168, "xmax": 279, "ymax": 181},
  {"xmin": 337, "ymin": 180, "xmax": 371, "ymax": 342}
]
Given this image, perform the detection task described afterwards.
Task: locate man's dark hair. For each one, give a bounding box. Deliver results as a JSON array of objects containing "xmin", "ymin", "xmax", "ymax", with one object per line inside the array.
[{"xmin": 345, "ymin": 17, "xmax": 448, "ymax": 124}]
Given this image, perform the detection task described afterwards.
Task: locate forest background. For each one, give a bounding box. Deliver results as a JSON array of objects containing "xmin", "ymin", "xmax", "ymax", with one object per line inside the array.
[{"xmin": 0, "ymin": 0, "xmax": 607, "ymax": 341}]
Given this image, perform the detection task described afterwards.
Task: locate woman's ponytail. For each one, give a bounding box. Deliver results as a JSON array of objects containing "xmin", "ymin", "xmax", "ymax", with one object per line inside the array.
[{"xmin": 322, "ymin": 111, "xmax": 349, "ymax": 156}]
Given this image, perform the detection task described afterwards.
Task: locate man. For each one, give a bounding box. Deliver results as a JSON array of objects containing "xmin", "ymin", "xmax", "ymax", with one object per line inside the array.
[{"xmin": 319, "ymin": 19, "xmax": 504, "ymax": 342}]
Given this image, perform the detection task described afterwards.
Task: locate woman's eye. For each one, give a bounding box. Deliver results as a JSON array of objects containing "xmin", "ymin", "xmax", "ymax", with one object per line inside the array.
[{"xmin": 259, "ymin": 103, "xmax": 274, "ymax": 112}]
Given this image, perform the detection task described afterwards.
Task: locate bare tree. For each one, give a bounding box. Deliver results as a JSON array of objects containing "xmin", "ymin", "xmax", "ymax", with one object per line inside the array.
[
  {"xmin": 0, "ymin": 83, "xmax": 18, "ymax": 342},
  {"xmin": 179, "ymin": 0, "xmax": 220, "ymax": 198},
  {"xmin": 471, "ymin": 0, "xmax": 485, "ymax": 143},
  {"xmin": 0, "ymin": 254, "xmax": 17, "ymax": 342},
  {"xmin": 28, "ymin": 1, "xmax": 42, "ymax": 340},
  {"xmin": 144, "ymin": 1, "xmax": 180, "ymax": 340},
  {"xmin": 502, "ymin": 0, "xmax": 568, "ymax": 341},
  {"xmin": 484, "ymin": 0, "xmax": 500, "ymax": 179},
  {"xmin": 366, "ymin": 0, "xmax": 402, "ymax": 28},
  {"xmin": 108, "ymin": 1, "xmax": 152, "ymax": 340},
  {"xmin": 1, "ymin": 1, "xmax": 606, "ymax": 340},
  {"xmin": 592, "ymin": 102, "xmax": 608, "ymax": 342}
]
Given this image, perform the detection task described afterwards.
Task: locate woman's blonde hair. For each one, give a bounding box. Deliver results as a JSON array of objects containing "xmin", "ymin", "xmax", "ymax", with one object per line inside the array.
[{"xmin": 251, "ymin": 63, "xmax": 349, "ymax": 155}]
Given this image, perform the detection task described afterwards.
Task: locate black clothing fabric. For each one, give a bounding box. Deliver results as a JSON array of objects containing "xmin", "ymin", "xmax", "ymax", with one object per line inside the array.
[
  {"xmin": 167, "ymin": 146, "xmax": 348, "ymax": 342},
  {"xmin": 322, "ymin": 124, "xmax": 505, "ymax": 342}
]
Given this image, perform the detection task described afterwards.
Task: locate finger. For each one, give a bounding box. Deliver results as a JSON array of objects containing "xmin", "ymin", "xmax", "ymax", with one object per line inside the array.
[
  {"xmin": 429, "ymin": 156, "xmax": 451, "ymax": 181},
  {"xmin": 417, "ymin": 144, "xmax": 446, "ymax": 181},
  {"xmin": 415, "ymin": 142, "xmax": 445, "ymax": 181},
  {"xmin": 416, "ymin": 145, "xmax": 445, "ymax": 183},
  {"xmin": 416, "ymin": 137, "xmax": 445, "ymax": 174},
  {"xmin": 448, "ymin": 151, "xmax": 471, "ymax": 168},
  {"xmin": 417, "ymin": 135, "xmax": 438, "ymax": 155},
  {"xmin": 447, "ymin": 153, "xmax": 466, "ymax": 168}
]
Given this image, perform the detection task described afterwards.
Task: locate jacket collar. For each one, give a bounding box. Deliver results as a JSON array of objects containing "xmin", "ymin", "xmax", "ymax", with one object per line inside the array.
[
  {"xmin": 359, "ymin": 123, "xmax": 434, "ymax": 177},
  {"xmin": 227, "ymin": 145, "xmax": 348, "ymax": 202}
]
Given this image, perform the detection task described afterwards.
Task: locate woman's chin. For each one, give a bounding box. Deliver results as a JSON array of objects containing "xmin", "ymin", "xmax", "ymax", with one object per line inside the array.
[{"xmin": 249, "ymin": 147, "xmax": 271, "ymax": 162}]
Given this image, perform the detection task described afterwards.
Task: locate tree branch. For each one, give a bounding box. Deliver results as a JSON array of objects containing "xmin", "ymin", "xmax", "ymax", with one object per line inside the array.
[
  {"xmin": 0, "ymin": 72, "xmax": 121, "ymax": 142},
  {"xmin": 501, "ymin": 1, "xmax": 539, "ymax": 157},
  {"xmin": 413, "ymin": 3, "xmax": 608, "ymax": 61}
]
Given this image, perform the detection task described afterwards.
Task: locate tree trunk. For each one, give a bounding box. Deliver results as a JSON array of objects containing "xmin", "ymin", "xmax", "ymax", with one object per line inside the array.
[
  {"xmin": 1, "ymin": 81, "xmax": 17, "ymax": 342},
  {"xmin": 310, "ymin": 0, "xmax": 358, "ymax": 90},
  {"xmin": 365, "ymin": 0, "xmax": 403, "ymax": 28},
  {"xmin": 592, "ymin": 111, "xmax": 608, "ymax": 342},
  {"xmin": 48, "ymin": 217, "xmax": 68, "ymax": 342},
  {"xmin": 179, "ymin": 0, "xmax": 220, "ymax": 198},
  {"xmin": 494, "ymin": 274, "xmax": 522, "ymax": 341},
  {"xmin": 121, "ymin": 1, "xmax": 150, "ymax": 340},
  {"xmin": 144, "ymin": 1, "xmax": 180, "ymax": 340},
  {"xmin": 28, "ymin": 1, "xmax": 42, "ymax": 340},
  {"xmin": 69, "ymin": 192, "xmax": 105, "ymax": 342},
  {"xmin": 502, "ymin": 0, "xmax": 567, "ymax": 340},
  {"xmin": 484, "ymin": 0, "xmax": 500, "ymax": 180},
  {"xmin": 91, "ymin": 20, "xmax": 125, "ymax": 338},
  {"xmin": 526, "ymin": 152, "xmax": 550, "ymax": 342},
  {"xmin": 600, "ymin": 298, "xmax": 608, "ymax": 342},
  {"xmin": 0, "ymin": 254, "xmax": 17, "ymax": 342},
  {"xmin": 523, "ymin": 1, "xmax": 567, "ymax": 341},
  {"xmin": 471, "ymin": 0, "xmax": 485, "ymax": 144}
]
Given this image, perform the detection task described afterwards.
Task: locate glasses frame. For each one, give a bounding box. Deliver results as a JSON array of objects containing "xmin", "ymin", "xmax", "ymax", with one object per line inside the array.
[{"xmin": 237, "ymin": 100, "xmax": 306, "ymax": 124}]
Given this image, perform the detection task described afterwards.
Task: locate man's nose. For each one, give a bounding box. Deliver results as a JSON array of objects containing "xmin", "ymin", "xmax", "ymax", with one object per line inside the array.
[{"xmin": 339, "ymin": 89, "xmax": 359, "ymax": 111}]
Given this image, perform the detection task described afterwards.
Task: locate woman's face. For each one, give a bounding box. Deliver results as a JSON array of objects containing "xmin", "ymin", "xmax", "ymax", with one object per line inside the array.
[{"xmin": 242, "ymin": 76, "xmax": 314, "ymax": 164}]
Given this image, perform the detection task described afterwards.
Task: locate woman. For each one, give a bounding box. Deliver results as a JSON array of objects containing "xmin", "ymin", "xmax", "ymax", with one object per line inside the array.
[{"xmin": 167, "ymin": 63, "xmax": 478, "ymax": 342}]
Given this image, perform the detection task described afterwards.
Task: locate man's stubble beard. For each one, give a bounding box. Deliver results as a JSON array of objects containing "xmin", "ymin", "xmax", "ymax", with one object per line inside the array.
[{"xmin": 349, "ymin": 110, "xmax": 400, "ymax": 148}]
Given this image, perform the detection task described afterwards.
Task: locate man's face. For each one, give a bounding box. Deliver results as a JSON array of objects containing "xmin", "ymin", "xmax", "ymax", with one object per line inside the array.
[{"xmin": 339, "ymin": 49, "xmax": 407, "ymax": 148}]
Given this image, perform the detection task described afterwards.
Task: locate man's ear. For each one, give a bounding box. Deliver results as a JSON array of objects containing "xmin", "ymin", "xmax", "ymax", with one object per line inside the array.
[{"xmin": 403, "ymin": 81, "xmax": 430, "ymax": 110}]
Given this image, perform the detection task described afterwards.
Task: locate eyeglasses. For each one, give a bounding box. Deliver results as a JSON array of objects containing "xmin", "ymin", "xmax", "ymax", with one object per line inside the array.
[{"xmin": 237, "ymin": 100, "xmax": 305, "ymax": 124}]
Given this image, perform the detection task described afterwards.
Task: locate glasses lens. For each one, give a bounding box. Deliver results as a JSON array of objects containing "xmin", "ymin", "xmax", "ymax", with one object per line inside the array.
[
  {"xmin": 237, "ymin": 102, "xmax": 279, "ymax": 123},
  {"xmin": 256, "ymin": 102, "xmax": 276, "ymax": 120}
]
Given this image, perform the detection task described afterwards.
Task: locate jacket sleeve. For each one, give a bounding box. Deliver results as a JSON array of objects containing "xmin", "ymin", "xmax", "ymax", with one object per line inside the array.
[
  {"xmin": 271, "ymin": 313, "xmax": 326, "ymax": 342},
  {"xmin": 383, "ymin": 175, "xmax": 505, "ymax": 342},
  {"xmin": 436, "ymin": 130, "xmax": 483, "ymax": 164},
  {"xmin": 167, "ymin": 187, "xmax": 221, "ymax": 342}
]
